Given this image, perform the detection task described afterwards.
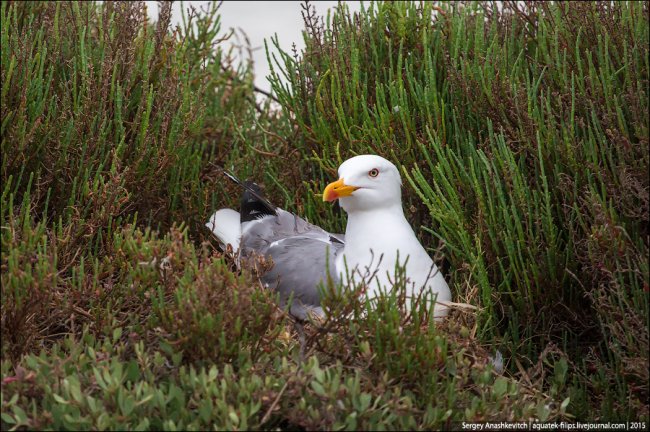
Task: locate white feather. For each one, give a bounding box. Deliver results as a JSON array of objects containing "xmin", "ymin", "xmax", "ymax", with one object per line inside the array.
[{"xmin": 205, "ymin": 208, "xmax": 241, "ymax": 251}]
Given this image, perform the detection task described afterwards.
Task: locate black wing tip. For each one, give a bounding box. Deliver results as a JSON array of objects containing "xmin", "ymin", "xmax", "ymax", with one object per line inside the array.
[
  {"xmin": 214, "ymin": 165, "xmax": 278, "ymax": 221},
  {"xmin": 239, "ymin": 180, "xmax": 277, "ymax": 222}
]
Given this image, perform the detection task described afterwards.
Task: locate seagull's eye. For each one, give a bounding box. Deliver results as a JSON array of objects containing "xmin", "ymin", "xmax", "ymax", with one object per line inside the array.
[{"xmin": 368, "ymin": 168, "xmax": 379, "ymax": 178}]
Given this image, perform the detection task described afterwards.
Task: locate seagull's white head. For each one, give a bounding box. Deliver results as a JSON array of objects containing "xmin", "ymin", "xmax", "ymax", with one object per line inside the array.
[{"xmin": 323, "ymin": 154, "xmax": 402, "ymax": 213}]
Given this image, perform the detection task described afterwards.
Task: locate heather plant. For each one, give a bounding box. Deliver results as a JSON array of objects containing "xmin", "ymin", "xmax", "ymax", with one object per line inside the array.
[
  {"xmin": 0, "ymin": 0, "xmax": 284, "ymax": 358},
  {"xmin": 1, "ymin": 0, "xmax": 648, "ymax": 429}
]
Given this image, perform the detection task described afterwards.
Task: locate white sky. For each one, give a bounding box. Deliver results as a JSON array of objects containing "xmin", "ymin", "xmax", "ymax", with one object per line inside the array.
[{"xmin": 145, "ymin": 1, "xmax": 363, "ymax": 93}]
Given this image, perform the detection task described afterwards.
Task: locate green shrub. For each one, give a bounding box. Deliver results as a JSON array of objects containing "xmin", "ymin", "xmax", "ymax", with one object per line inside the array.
[
  {"xmin": 266, "ymin": 0, "xmax": 649, "ymax": 419},
  {"xmin": 1, "ymin": 319, "xmax": 568, "ymax": 430},
  {"xmin": 0, "ymin": 0, "xmax": 280, "ymax": 357}
]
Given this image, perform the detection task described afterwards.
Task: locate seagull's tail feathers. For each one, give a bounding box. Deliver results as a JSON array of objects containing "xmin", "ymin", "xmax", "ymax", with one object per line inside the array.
[
  {"xmin": 240, "ymin": 181, "xmax": 277, "ymax": 222},
  {"xmin": 212, "ymin": 165, "xmax": 277, "ymax": 218},
  {"xmin": 206, "ymin": 208, "xmax": 241, "ymax": 251}
]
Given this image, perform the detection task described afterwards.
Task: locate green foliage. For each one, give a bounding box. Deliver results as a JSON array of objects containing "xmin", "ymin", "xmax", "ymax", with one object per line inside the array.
[
  {"xmin": 1, "ymin": 322, "xmax": 567, "ymax": 430},
  {"xmin": 1, "ymin": 0, "xmax": 281, "ymax": 239},
  {"xmin": 266, "ymin": 0, "xmax": 649, "ymax": 419},
  {"xmin": 1, "ymin": 0, "xmax": 648, "ymax": 428}
]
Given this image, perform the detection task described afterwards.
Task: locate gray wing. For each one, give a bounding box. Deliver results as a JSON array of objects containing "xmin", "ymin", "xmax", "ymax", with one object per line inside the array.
[
  {"xmin": 263, "ymin": 236, "xmax": 341, "ymax": 319},
  {"xmin": 240, "ymin": 209, "xmax": 344, "ymax": 320}
]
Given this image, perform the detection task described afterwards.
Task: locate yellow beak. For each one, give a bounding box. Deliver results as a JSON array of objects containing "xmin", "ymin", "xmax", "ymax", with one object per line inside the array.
[{"xmin": 323, "ymin": 178, "xmax": 358, "ymax": 202}]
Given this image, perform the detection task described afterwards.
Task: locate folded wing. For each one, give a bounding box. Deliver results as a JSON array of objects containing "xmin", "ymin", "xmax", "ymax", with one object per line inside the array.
[{"xmin": 240, "ymin": 209, "xmax": 343, "ymax": 320}]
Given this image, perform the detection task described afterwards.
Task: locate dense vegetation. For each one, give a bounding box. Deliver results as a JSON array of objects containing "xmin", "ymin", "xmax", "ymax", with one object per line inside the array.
[{"xmin": 1, "ymin": 1, "xmax": 648, "ymax": 429}]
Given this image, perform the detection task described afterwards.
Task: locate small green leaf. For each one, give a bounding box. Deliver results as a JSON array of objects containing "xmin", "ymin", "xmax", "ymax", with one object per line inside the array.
[
  {"xmin": 198, "ymin": 400, "xmax": 212, "ymax": 423},
  {"xmin": 159, "ymin": 341, "xmax": 173, "ymax": 356},
  {"xmin": 135, "ymin": 418, "xmax": 150, "ymax": 431},
  {"xmin": 1, "ymin": 413, "xmax": 16, "ymax": 425},
  {"xmin": 536, "ymin": 402, "xmax": 551, "ymax": 422},
  {"xmin": 313, "ymin": 367, "xmax": 325, "ymax": 383},
  {"xmin": 25, "ymin": 356, "xmax": 39, "ymax": 370},
  {"xmin": 493, "ymin": 376, "xmax": 508, "ymax": 397},
  {"xmin": 68, "ymin": 380, "xmax": 83, "ymax": 403},
  {"xmin": 87, "ymin": 396, "xmax": 98, "ymax": 413},
  {"xmin": 359, "ymin": 393, "xmax": 372, "ymax": 411},
  {"xmin": 208, "ymin": 366, "xmax": 218, "ymax": 382},
  {"xmin": 249, "ymin": 401, "xmax": 261, "ymax": 417},
  {"xmin": 126, "ymin": 360, "xmax": 141, "ymax": 382},
  {"xmin": 311, "ymin": 381, "xmax": 326, "ymax": 396},
  {"xmin": 122, "ymin": 395, "xmax": 135, "ymax": 416},
  {"xmin": 97, "ymin": 412, "xmax": 109, "ymax": 430},
  {"xmin": 52, "ymin": 393, "xmax": 70, "ymax": 405},
  {"xmin": 560, "ymin": 397, "xmax": 571, "ymax": 412},
  {"xmin": 555, "ymin": 358, "xmax": 568, "ymax": 384},
  {"xmin": 12, "ymin": 405, "xmax": 27, "ymax": 424},
  {"xmin": 93, "ymin": 368, "xmax": 108, "ymax": 390},
  {"xmin": 135, "ymin": 394, "xmax": 154, "ymax": 407}
]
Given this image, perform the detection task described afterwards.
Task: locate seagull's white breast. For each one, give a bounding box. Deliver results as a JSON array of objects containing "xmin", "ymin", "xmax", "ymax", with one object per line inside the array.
[{"xmin": 335, "ymin": 207, "xmax": 451, "ymax": 316}]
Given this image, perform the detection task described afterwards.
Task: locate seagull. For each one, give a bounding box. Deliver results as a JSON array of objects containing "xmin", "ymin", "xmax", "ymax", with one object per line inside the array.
[
  {"xmin": 206, "ymin": 154, "xmax": 451, "ymax": 320},
  {"xmin": 207, "ymin": 179, "xmax": 343, "ymax": 320}
]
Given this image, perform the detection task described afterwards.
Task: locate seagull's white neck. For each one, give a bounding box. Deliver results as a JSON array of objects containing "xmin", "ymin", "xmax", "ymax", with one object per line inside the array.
[
  {"xmin": 342, "ymin": 203, "xmax": 419, "ymax": 255},
  {"xmin": 345, "ymin": 204, "xmax": 406, "ymax": 234}
]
